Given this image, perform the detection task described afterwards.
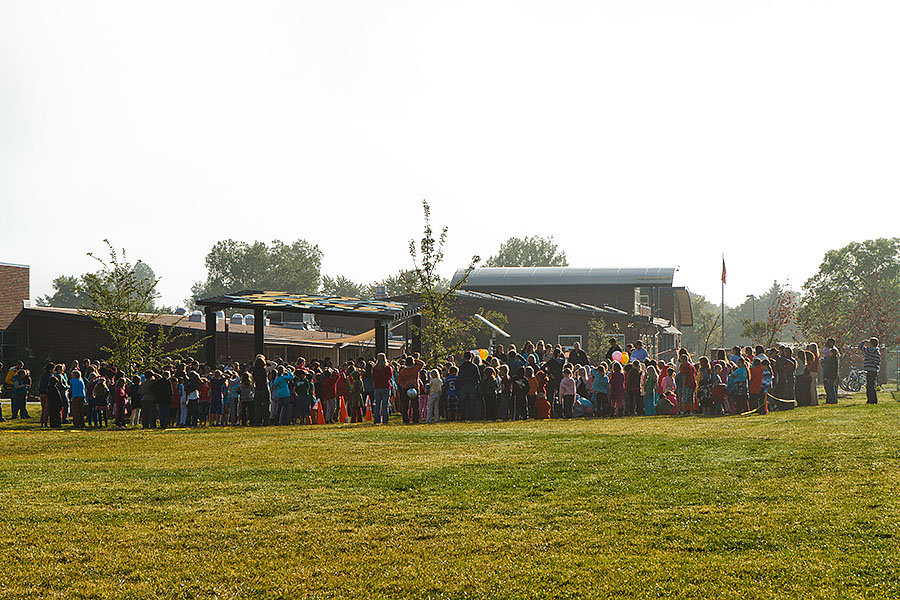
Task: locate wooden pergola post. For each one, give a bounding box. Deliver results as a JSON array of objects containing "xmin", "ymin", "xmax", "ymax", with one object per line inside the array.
[
  {"xmin": 204, "ymin": 305, "xmax": 217, "ymax": 367},
  {"xmin": 254, "ymin": 308, "xmax": 265, "ymax": 358}
]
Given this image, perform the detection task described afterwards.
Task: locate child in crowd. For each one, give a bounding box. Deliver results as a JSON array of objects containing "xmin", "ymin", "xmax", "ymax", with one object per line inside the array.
[
  {"xmin": 497, "ymin": 364, "xmax": 511, "ymax": 421},
  {"xmin": 443, "ymin": 365, "xmax": 459, "ymax": 421},
  {"xmin": 512, "ymin": 367, "xmax": 530, "ymax": 420},
  {"xmin": 112, "ymin": 377, "xmax": 127, "ymax": 428},
  {"xmin": 609, "ymin": 362, "xmax": 626, "ymax": 417},
  {"xmin": 591, "ymin": 363, "xmax": 608, "ymax": 416},
  {"xmin": 426, "ymin": 369, "xmax": 442, "ymax": 423},
  {"xmin": 643, "ymin": 365, "xmax": 658, "ymax": 416},
  {"xmin": 209, "ymin": 370, "xmax": 225, "ymax": 426},
  {"xmin": 760, "ymin": 359, "xmax": 774, "ymax": 413},
  {"xmin": 559, "ymin": 367, "xmax": 576, "ymax": 419},
  {"xmin": 198, "ymin": 377, "xmax": 211, "ymax": 426}
]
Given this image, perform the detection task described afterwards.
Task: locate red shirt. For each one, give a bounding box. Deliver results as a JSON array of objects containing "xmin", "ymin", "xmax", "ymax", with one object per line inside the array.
[
  {"xmin": 749, "ymin": 365, "xmax": 764, "ymax": 394},
  {"xmin": 373, "ymin": 365, "xmax": 393, "ymax": 389},
  {"xmin": 680, "ymin": 362, "xmax": 697, "ymax": 389}
]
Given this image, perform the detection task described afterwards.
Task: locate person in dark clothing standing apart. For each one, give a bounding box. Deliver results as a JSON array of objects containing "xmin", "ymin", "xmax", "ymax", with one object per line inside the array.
[
  {"xmin": 822, "ymin": 347, "xmax": 840, "ymax": 405},
  {"xmin": 457, "ymin": 351, "xmax": 481, "ymax": 420},
  {"xmin": 859, "ymin": 337, "xmax": 881, "ymax": 404},
  {"xmin": 252, "ymin": 356, "xmax": 271, "ymax": 426},
  {"xmin": 544, "ymin": 348, "xmax": 565, "ymax": 410},
  {"xmin": 567, "ymin": 342, "xmax": 589, "ymax": 367},
  {"xmin": 152, "ymin": 372, "xmax": 172, "ymax": 428}
]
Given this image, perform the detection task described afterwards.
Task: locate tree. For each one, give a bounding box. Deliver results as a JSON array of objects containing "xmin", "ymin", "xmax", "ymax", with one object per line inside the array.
[
  {"xmin": 740, "ymin": 283, "xmax": 798, "ymax": 347},
  {"xmin": 37, "ymin": 262, "xmax": 163, "ymax": 310},
  {"xmin": 681, "ymin": 292, "xmax": 721, "ymax": 357},
  {"xmin": 82, "ymin": 240, "xmax": 202, "ymax": 373},
  {"xmin": 798, "ymin": 238, "xmax": 900, "ymax": 347},
  {"xmin": 36, "ymin": 275, "xmax": 91, "ymax": 308},
  {"xmin": 320, "ymin": 275, "xmax": 371, "ymax": 298},
  {"xmin": 484, "ymin": 235, "xmax": 568, "ymax": 267},
  {"xmin": 409, "ymin": 200, "xmax": 480, "ymax": 366},
  {"xmin": 586, "ymin": 316, "xmax": 608, "ymax": 362},
  {"xmin": 190, "ymin": 239, "xmax": 323, "ymax": 305}
]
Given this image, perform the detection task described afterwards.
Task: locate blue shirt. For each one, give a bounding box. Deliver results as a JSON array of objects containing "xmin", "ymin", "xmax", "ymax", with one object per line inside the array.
[
  {"xmin": 630, "ymin": 348, "xmax": 649, "ymax": 363},
  {"xmin": 70, "ymin": 378, "xmax": 86, "ymax": 398},
  {"xmin": 272, "ymin": 373, "xmax": 294, "ymax": 399}
]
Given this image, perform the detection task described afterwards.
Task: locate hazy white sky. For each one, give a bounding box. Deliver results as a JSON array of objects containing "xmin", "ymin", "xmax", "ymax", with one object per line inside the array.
[{"xmin": 2, "ymin": 1, "xmax": 898, "ymax": 309}]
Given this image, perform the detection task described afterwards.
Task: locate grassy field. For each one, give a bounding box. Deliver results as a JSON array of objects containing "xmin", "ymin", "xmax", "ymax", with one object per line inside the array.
[{"xmin": 1, "ymin": 393, "xmax": 899, "ymax": 599}]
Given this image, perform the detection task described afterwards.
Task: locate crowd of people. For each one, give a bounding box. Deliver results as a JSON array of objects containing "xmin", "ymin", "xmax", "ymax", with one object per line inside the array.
[{"xmin": 0, "ymin": 335, "xmax": 880, "ymax": 429}]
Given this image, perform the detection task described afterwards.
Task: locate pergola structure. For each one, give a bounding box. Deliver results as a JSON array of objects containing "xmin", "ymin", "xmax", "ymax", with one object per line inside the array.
[{"xmin": 196, "ymin": 291, "xmax": 422, "ymax": 365}]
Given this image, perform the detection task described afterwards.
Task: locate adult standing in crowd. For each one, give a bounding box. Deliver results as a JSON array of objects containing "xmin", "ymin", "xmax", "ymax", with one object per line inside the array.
[
  {"xmin": 153, "ymin": 372, "xmax": 172, "ymax": 428},
  {"xmin": 859, "ymin": 337, "xmax": 881, "ymax": 405},
  {"xmin": 139, "ymin": 371, "xmax": 156, "ymax": 429},
  {"xmin": 371, "ymin": 353, "xmax": 393, "ymax": 425},
  {"xmin": 605, "ymin": 337, "xmax": 623, "ymax": 362},
  {"xmin": 457, "ymin": 351, "xmax": 481, "ymax": 421},
  {"xmin": 630, "ymin": 340, "xmax": 649, "ymax": 363},
  {"xmin": 69, "ymin": 370, "xmax": 86, "ymax": 429},
  {"xmin": 567, "ymin": 342, "xmax": 589, "ymax": 367},
  {"xmin": 822, "ymin": 346, "xmax": 840, "ymax": 405},
  {"xmin": 252, "ymin": 356, "xmax": 270, "ymax": 426}
]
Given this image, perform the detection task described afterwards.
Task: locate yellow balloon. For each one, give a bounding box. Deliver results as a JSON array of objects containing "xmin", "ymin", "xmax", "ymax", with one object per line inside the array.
[{"xmin": 621, "ymin": 352, "xmax": 629, "ymax": 364}]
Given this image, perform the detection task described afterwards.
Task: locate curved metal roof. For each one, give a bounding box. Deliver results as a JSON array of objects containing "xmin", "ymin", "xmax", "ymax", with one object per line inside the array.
[{"xmin": 451, "ymin": 267, "xmax": 676, "ymax": 288}]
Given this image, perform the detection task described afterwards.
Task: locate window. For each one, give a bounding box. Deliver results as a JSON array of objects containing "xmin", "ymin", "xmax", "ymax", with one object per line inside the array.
[
  {"xmin": 607, "ymin": 333, "xmax": 625, "ymax": 349},
  {"xmin": 558, "ymin": 335, "xmax": 582, "ymax": 351},
  {"xmin": 0, "ymin": 330, "xmax": 17, "ymax": 361}
]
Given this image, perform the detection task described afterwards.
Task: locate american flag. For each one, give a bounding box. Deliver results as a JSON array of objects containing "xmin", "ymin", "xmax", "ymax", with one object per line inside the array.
[{"xmin": 721, "ymin": 257, "xmax": 726, "ymax": 284}]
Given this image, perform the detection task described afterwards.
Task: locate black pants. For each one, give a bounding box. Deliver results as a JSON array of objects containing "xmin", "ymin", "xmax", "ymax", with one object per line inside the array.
[
  {"xmin": 866, "ymin": 370, "xmax": 878, "ymax": 404},
  {"xmin": 626, "ymin": 391, "xmax": 642, "ymax": 416},
  {"xmin": 562, "ymin": 394, "xmax": 575, "ymax": 418},
  {"xmin": 514, "ymin": 394, "xmax": 528, "ymax": 419},
  {"xmin": 141, "ymin": 401, "xmax": 156, "ymax": 429},
  {"xmin": 240, "ymin": 400, "xmax": 254, "ymax": 426}
]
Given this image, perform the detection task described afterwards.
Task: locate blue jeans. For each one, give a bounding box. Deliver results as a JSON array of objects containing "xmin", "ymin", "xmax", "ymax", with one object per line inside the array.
[
  {"xmin": 156, "ymin": 402, "xmax": 170, "ymax": 429},
  {"xmin": 276, "ymin": 396, "xmax": 292, "ymax": 425},
  {"xmin": 373, "ymin": 388, "xmax": 390, "ymax": 424},
  {"xmin": 824, "ymin": 379, "xmax": 838, "ymax": 404}
]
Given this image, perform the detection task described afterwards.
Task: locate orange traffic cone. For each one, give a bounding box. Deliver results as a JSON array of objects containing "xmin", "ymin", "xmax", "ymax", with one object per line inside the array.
[
  {"xmin": 338, "ymin": 397, "xmax": 349, "ymax": 423},
  {"xmin": 314, "ymin": 400, "xmax": 325, "ymax": 425},
  {"xmin": 364, "ymin": 402, "xmax": 373, "ymax": 422}
]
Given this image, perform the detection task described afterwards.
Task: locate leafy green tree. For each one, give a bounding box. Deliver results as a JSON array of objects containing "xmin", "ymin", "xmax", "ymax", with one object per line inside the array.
[
  {"xmin": 740, "ymin": 283, "xmax": 798, "ymax": 347},
  {"xmin": 798, "ymin": 238, "xmax": 900, "ymax": 346},
  {"xmin": 320, "ymin": 275, "xmax": 371, "ymax": 298},
  {"xmin": 409, "ymin": 200, "xmax": 480, "ymax": 366},
  {"xmin": 37, "ymin": 262, "xmax": 162, "ymax": 310},
  {"xmin": 190, "ymin": 239, "xmax": 323, "ymax": 305},
  {"xmin": 586, "ymin": 316, "xmax": 608, "ymax": 362},
  {"xmin": 484, "ymin": 235, "xmax": 568, "ymax": 267},
  {"xmin": 36, "ymin": 275, "xmax": 91, "ymax": 308},
  {"xmin": 82, "ymin": 241, "xmax": 202, "ymax": 373}
]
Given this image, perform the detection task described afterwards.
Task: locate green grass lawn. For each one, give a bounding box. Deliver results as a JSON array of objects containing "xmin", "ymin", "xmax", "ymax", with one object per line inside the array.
[{"xmin": 1, "ymin": 393, "xmax": 899, "ymax": 599}]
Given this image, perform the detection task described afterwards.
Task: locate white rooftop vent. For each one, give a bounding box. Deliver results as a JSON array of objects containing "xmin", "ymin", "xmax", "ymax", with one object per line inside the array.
[
  {"xmin": 230, "ymin": 313, "xmax": 245, "ymax": 325},
  {"xmin": 375, "ymin": 285, "xmax": 387, "ymax": 299},
  {"xmin": 245, "ymin": 313, "xmax": 254, "ymax": 325},
  {"xmin": 188, "ymin": 311, "xmax": 203, "ymax": 322},
  {"xmin": 216, "ymin": 310, "xmax": 225, "ymax": 321}
]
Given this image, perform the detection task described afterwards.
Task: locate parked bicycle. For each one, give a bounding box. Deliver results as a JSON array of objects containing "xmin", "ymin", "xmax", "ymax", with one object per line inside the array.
[{"xmin": 839, "ymin": 367, "xmax": 866, "ymax": 392}]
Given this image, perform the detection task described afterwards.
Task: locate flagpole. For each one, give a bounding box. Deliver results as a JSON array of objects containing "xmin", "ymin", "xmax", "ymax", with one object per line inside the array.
[{"xmin": 721, "ymin": 254, "xmax": 726, "ymax": 349}]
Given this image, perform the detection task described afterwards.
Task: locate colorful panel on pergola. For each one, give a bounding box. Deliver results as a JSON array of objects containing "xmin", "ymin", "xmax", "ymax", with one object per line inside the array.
[{"xmin": 196, "ymin": 290, "xmax": 419, "ymax": 322}]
